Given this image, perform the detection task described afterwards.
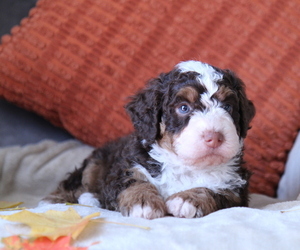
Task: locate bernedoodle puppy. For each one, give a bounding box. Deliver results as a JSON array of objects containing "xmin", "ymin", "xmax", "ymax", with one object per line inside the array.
[{"xmin": 42, "ymin": 60, "xmax": 255, "ymax": 219}]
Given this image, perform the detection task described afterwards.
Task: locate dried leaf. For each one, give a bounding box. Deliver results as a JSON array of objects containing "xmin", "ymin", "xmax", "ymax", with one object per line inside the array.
[
  {"xmin": 1, "ymin": 235, "xmax": 89, "ymax": 250},
  {"xmin": 280, "ymin": 208, "xmax": 300, "ymax": 213},
  {"xmin": 0, "ymin": 207, "xmax": 27, "ymax": 212},
  {"xmin": 65, "ymin": 203, "xmax": 93, "ymax": 208},
  {"xmin": 0, "ymin": 201, "xmax": 23, "ymax": 210},
  {"xmin": 0, "ymin": 208, "xmax": 100, "ymax": 240}
]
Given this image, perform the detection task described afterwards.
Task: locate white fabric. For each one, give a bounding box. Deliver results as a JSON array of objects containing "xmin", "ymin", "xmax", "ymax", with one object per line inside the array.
[
  {"xmin": 0, "ymin": 140, "xmax": 300, "ymax": 249},
  {"xmin": 277, "ymin": 132, "xmax": 300, "ymax": 200},
  {"xmin": 0, "ymin": 140, "xmax": 93, "ymax": 207}
]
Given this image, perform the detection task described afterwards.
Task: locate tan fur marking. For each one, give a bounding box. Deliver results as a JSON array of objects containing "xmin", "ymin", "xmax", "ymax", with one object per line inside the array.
[
  {"xmin": 118, "ymin": 182, "xmax": 166, "ymax": 219},
  {"xmin": 82, "ymin": 164, "xmax": 102, "ymax": 192},
  {"xmin": 130, "ymin": 168, "xmax": 149, "ymax": 182},
  {"xmin": 159, "ymin": 121, "xmax": 166, "ymax": 135},
  {"xmin": 214, "ymin": 85, "xmax": 234, "ymax": 101},
  {"xmin": 177, "ymin": 86, "xmax": 199, "ymax": 103},
  {"xmin": 158, "ymin": 131, "xmax": 177, "ymax": 153}
]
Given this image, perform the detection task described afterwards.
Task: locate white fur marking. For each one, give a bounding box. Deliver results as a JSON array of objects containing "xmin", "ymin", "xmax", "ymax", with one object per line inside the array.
[
  {"xmin": 176, "ymin": 60, "xmax": 223, "ymax": 101},
  {"xmin": 141, "ymin": 139, "xmax": 147, "ymax": 146},
  {"xmin": 166, "ymin": 197, "xmax": 198, "ymax": 218},
  {"xmin": 180, "ymin": 200, "xmax": 197, "ymax": 218},
  {"xmin": 130, "ymin": 204, "xmax": 154, "ymax": 219},
  {"xmin": 38, "ymin": 200, "xmax": 51, "ymax": 207},
  {"xmin": 134, "ymin": 154, "xmax": 245, "ymax": 201},
  {"xmin": 130, "ymin": 204, "xmax": 144, "ymax": 217},
  {"xmin": 166, "ymin": 197, "xmax": 183, "ymax": 216},
  {"xmin": 78, "ymin": 192, "xmax": 101, "ymax": 207}
]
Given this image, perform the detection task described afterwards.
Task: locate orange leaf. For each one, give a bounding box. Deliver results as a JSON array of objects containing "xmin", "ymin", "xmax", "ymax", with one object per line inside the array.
[
  {"xmin": 1, "ymin": 235, "xmax": 23, "ymax": 250},
  {"xmin": 1, "ymin": 235, "xmax": 89, "ymax": 250}
]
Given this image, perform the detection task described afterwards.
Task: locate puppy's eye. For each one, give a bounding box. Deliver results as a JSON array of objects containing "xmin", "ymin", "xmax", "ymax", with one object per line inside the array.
[
  {"xmin": 177, "ymin": 104, "xmax": 191, "ymax": 114},
  {"xmin": 223, "ymin": 104, "xmax": 232, "ymax": 114}
]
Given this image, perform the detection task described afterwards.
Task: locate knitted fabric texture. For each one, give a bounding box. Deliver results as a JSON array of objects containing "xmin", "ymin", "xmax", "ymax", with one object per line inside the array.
[{"xmin": 0, "ymin": 0, "xmax": 299, "ymax": 197}]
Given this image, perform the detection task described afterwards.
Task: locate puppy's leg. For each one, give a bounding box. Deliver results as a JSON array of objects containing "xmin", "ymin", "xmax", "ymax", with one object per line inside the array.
[
  {"xmin": 118, "ymin": 182, "xmax": 166, "ymax": 219},
  {"xmin": 41, "ymin": 155, "xmax": 105, "ymax": 207},
  {"xmin": 41, "ymin": 167, "xmax": 86, "ymax": 205},
  {"xmin": 40, "ymin": 184, "xmax": 82, "ymax": 205},
  {"xmin": 166, "ymin": 187, "xmax": 244, "ymax": 218}
]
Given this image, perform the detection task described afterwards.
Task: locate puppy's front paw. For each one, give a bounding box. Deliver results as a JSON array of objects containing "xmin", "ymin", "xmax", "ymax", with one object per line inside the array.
[
  {"xmin": 166, "ymin": 188, "xmax": 217, "ymax": 218},
  {"xmin": 125, "ymin": 203, "xmax": 165, "ymax": 220},
  {"xmin": 166, "ymin": 197, "xmax": 200, "ymax": 218},
  {"xmin": 118, "ymin": 183, "xmax": 166, "ymax": 219}
]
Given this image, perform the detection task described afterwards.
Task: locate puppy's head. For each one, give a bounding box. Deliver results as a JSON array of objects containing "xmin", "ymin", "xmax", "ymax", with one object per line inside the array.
[{"xmin": 126, "ymin": 60, "xmax": 255, "ymax": 168}]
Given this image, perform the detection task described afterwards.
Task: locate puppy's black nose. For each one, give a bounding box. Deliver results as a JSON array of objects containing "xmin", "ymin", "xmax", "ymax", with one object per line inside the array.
[{"xmin": 203, "ymin": 131, "xmax": 224, "ymax": 148}]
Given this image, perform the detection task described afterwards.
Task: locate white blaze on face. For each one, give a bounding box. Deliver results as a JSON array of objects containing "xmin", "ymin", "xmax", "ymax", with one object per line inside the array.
[{"xmin": 176, "ymin": 60, "xmax": 223, "ymax": 99}]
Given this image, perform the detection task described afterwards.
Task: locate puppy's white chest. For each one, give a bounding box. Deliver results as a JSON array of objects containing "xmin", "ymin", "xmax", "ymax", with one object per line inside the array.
[
  {"xmin": 133, "ymin": 164, "xmax": 196, "ymax": 199},
  {"xmin": 134, "ymin": 161, "xmax": 244, "ymax": 200},
  {"xmin": 154, "ymin": 166, "xmax": 204, "ymax": 199}
]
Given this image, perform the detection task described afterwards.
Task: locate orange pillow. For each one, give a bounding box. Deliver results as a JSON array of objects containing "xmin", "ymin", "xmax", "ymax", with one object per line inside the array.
[{"xmin": 0, "ymin": 0, "xmax": 299, "ymax": 197}]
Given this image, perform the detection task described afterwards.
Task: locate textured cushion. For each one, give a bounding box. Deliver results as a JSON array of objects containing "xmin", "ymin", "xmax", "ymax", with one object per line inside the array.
[{"xmin": 0, "ymin": 0, "xmax": 299, "ymax": 197}]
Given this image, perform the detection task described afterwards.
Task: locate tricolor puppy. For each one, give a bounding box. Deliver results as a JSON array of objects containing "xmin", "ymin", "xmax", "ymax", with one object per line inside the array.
[{"xmin": 42, "ymin": 60, "xmax": 255, "ymax": 219}]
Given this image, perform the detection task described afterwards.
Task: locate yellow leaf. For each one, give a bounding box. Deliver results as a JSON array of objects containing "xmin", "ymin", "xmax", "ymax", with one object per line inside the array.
[
  {"xmin": 65, "ymin": 203, "xmax": 93, "ymax": 208},
  {"xmin": 0, "ymin": 208, "xmax": 100, "ymax": 241},
  {"xmin": 0, "ymin": 206, "xmax": 26, "ymax": 211},
  {"xmin": 0, "ymin": 201, "xmax": 23, "ymax": 209}
]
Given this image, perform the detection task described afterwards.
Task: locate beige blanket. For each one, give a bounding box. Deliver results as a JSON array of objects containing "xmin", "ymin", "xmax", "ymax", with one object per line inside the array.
[
  {"xmin": 0, "ymin": 140, "xmax": 299, "ymax": 249},
  {"xmin": 0, "ymin": 140, "xmax": 94, "ymax": 207}
]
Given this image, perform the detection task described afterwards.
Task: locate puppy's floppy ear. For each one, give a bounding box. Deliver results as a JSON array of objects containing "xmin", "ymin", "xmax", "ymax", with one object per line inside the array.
[
  {"xmin": 125, "ymin": 74, "xmax": 166, "ymax": 147},
  {"xmin": 238, "ymin": 86, "xmax": 255, "ymax": 138},
  {"xmin": 224, "ymin": 70, "xmax": 256, "ymax": 138}
]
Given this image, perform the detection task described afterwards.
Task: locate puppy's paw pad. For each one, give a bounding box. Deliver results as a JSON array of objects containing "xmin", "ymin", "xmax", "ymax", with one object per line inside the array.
[
  {"xmin": 166, "ymin": 197, "xmax": 199, "ymax": 218},
  {"xmin": 78, "ymin": 192, "xmax": 101, "ymax": 207}
]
